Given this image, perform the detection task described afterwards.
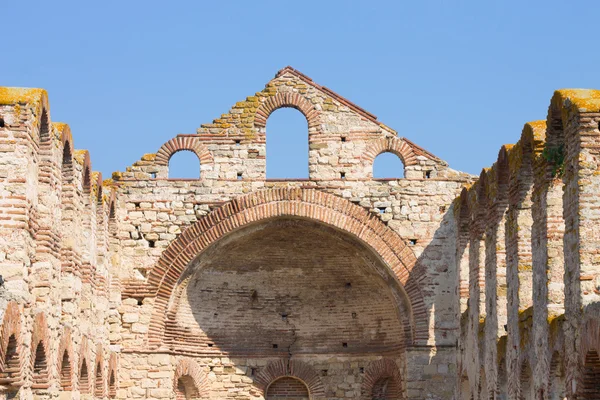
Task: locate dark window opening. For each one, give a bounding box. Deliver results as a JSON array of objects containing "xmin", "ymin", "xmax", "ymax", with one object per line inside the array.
[
  {"xmin": 237, "ymin": 172, "xmax": 243, "ymax": 180},
  {"xmin": 341, "ymin": 136, "xmax": 346, "ymax": 142},
  {"xmin": 342, "ymin": 342, "xmax": 348, "ymax": 348},
  {"xmin": 235, "ymin": 140, "xmax": 241, "ymax": 146},
  {"xmin": 409, "ymin": 239, "xmax": 417, "ymax": 246},
  {"xmin": 340, "ymin": 172, "xmax": 346, "ymax": 180},
  {"xmin": 0, "ymin": 117, "xmax": 5, "ymax": 128},
  {"xmin": 272, "ymin": 344, "xmax": 278, "ymax": 349},
  {"xmin": 425, "ymin": 170, "xmax": 432, "ymax": 179}
]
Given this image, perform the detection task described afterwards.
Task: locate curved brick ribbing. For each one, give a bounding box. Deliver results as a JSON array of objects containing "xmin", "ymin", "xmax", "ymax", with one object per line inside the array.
[
  {"xmin": 254, "ymin": 360, "xmax": 325, "ymax": 397},
  {"xmin": 59, "ymin": 124, "xmax": 74, "ymax": 158},
  {"xmin": 0, "ymin": 302, "xmax": 22, "ymax": 388},
  {"xmin": 173, "ymin": 358, "xmax": 209, "ymax": 398},
  {"xmin": 155, "ymin": 136, "xmax": 214, "ymax": 166},
  {"xmin": 254, "ymin": 92, "xmax": 321, "ymax": 130},
  {"xmin": 57, "ymin": 327, "xmax": 75, "ymax": 391},
  {"xmin": 360, "ymin": 359, "xmax": 403, "ymax": 400},
  {"xmin": 144, "ymin": 188, "xmax": 427, "ymax": 348},
  {"xmin": 362, "ymin": 136, "xmax": 419, "ymax": 168},
  {"xmin": 31, "ymin": 312, "xmax": 50, "ymax": 389}
]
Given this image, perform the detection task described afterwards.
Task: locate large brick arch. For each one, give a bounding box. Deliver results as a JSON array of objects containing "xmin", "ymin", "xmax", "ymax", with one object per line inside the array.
[
  {"xmin": 173, "ymin": 358, "xmax": 209, "ymax": 399},
  {"xmin": 155, "ymin": 136, "xmax": 214, "ymax": 167},
  {"xmin": 254, "ymin": 92, "xmax": 321, "ymax": 131},
  {"xmin": 145, "ymin": 188, "xmax": 427, "ymax": 348},
  {"xmin": 254, "ymin": 360, "xmax": 325, "ymax": 398},
  {"xmin": 361, "ymin": 358, "xmax": 404, "ymax": 400}
]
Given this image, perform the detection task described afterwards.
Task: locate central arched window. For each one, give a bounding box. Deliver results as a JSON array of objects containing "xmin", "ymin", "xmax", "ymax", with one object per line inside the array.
[
  {"xmin": 266, "ymin": 377, "xmax": 309, "ymax": 400},
  {"xmin": 266, "ymin": 108, "xmax": 309, "ymax": 179},
  {"xmin": 169, "ymin": 150, "xmax": 201, "ymax": 179},
  {"xmin": 373, "ymin": 152, "xmax": 404, "ymax": 179}
]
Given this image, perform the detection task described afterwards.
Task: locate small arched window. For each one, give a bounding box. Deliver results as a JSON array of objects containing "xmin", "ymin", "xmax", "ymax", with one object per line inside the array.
[
  {"xmin": 60, "ymin": 350, "xmax": 71, "ymax": 390},
  {"xmin": 95, "ymin": 362, "xmax": 103, "ymax": 396},
  {"xmin": 266, "ymin": 377, "xmax": 309, "ymax": 400},
  {"xmin": 109, "ymin": 370, "xmax": 117, "ymax": 398},
  {"xmin": 549, "ymin": 351, "xmax": 566, "ymax": 400},
  {"xmin": 33, "ymin": 342, "xmax": 47, "ymax": 375},
  {"xmin": 520, "ymin": 361, "xmax": 533, "ymax": 400},
  {"xmin": 175, "ymin": 375, "xmax": 198, "ymax": 400},
  {"xmin": 266, "ymin": 108, "xmax": 309, "ymax": 179},
  {"xmin": 372, "ymin": 376, "xmax": 401, "ymax": 400},
  {"xmin": 1, "ymin": 335, "xmax": 19, "ymax": 384},
  {"xmin": 583, "ymin": 350, "xmax": 600, "ymax": 400},
  {"xmin": 80, "ymin": 360, "xmax": 89, "ymax": 394},
  {"xmin": 169, "ymin": 150, "xmax": 201, "ymax": 179},
  {"xmin": 373, "ymin": 152, "xmax": 404, "ymax": 179}
]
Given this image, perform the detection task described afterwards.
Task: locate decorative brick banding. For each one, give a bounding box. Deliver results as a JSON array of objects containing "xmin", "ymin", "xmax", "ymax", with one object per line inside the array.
[
  {"xmin": 145, "ymin": 188, "xmax": 426, "ymax": 348},
  {"xmin": 254, "ymin": 92, "xmax": 320, "ymax": 131},
  {"xmin": 0, "ymin": 302, "xmax": 22, "ymax": 389},
  {"xmin": 173, "ymin": 358, "xmax": 208, "ymax": 399},
  {"xmin": 155, "ymin": 136, "xmax": 214, "ymax": 167},
  {"xmin": 360, "ymin": 359, "xmax": 403, "ymax": 400},
  {"xmin": 254, "ymin": 360, "xmax": 325, "ymax": 398}
]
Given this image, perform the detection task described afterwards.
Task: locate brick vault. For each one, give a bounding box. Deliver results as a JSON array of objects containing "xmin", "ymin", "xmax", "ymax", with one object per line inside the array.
[{"xmin": 1, "ymin": 68, "xmax": 600, "ymax": 399}]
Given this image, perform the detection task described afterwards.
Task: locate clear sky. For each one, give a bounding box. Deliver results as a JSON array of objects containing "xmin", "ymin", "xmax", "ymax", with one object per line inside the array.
[{"xmin": 3, "ymin": 1, "xmax": 600, "ymax": 179}]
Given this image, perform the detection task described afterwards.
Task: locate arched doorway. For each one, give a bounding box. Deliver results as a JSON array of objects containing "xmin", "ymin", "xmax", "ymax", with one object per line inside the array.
[{"xmin": 266, "ymin": 377, "xmax": 309, "ymax": 400}]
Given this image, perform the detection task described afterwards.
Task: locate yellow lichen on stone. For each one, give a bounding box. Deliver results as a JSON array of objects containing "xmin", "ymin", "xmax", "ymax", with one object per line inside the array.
[
  {"xmin": 0, "ymin": 87, "xmax": 47, "ymax": 106},
  {"xmin": 141, "ymin": 153, "xmax": 156, "ymax": 162},
  {"xmin": 556, "ymin": 89, "xmax": 600, "ymax": 113}
]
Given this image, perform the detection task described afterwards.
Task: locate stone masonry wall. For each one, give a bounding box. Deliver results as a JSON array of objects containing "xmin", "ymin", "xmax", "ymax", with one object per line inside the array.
[{"xmin": 4, "ymin": 68, "xmax": 600, "ymax": 400}]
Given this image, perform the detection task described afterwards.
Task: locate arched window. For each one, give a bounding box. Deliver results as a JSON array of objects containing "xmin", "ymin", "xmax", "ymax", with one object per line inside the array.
[
  {"xmin": 583, "ymin": 350, "xmax": 600, "ymax": 400},
  {"xmin": 549, "ymin": 351, "xmax": 566, "ymax": 400},
  {"xmin": 497, "ymin": 359, "xmax": 508, "ymax": 400},
  {"xmin": 373, "ymin": 152, "xmax": 404, "ymax": 179},
  {"xmin": 1, "ymin": 335, "xmax": 19, "ymax": 385},
  {"xmin": 266, "ymin": 108, "xmax": 309, "ymax": 179},
  {"xmin": 168, "ymin": 150, "xmax": 201, "ymax": 179},
  {"xmin": 266, "ymin": 377, "xmax": 309, "ymax": 400},
  {"xmin": 33, "ymin": 342, "xmax": 47, "ymax": 376},
  {"xmin": 80, "ymin": 360, "xmax": 89, "ymax": 394},
  {"xmin": 95, "ymin": 361, "xmax": 103, "ymax": 396},
  {"xmin": 175, "ymin": 375, "xmax": 198, "ymax": 400},
  {"xmin": 371, "ymin": 376, "xmax": 401, "ymax": 400},
  {"xmin": 109, "ymin": 370, "xmax": 116, "ymax": 398},
  {"xmin": 60, "ymin": 350, "xmax": 71, "ymax": 390},
  {"xmin": 520, "ymin": 361, "xmax": 533, "ymax": 400}
]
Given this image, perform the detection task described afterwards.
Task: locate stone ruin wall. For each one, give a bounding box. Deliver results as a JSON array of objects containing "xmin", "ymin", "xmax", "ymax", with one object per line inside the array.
[
  {"xmin": 2, "ymin": 67, "xmax": 600, "ymax": 400},
  {"xmin": 455, "ymin": 89, "xmax": 600, "ymax": 399}
]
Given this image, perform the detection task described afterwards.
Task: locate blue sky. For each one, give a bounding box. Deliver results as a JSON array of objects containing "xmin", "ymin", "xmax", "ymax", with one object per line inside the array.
[{"xmin": 3, "ymin": 1, "xmax": 599, "ymax": 179}]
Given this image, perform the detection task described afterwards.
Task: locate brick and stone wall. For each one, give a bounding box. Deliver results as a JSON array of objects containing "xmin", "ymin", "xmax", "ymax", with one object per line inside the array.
[{"xmin": 2, "ymin": 68, "xmax": 600, "ymax": 399}]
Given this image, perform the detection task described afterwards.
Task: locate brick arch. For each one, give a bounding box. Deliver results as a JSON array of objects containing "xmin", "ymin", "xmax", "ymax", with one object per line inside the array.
[
  {"xmin": 57, "ymin": 327, "xmax": 75, "ymax": 391},
  {"xmin": 31, "ymin": 312, "xmax": 50, "ymax": 390},
  {"xmin": 173, "ymin": 358, "xmax": 209, "ymax": 399},
  {"xmin": 155, "ymin": 136, "xmax": 214, "ymax": 167},
  {"xmin": 0, "ymin": 302, "xmax": 22, "ymax": 389},
  {"xmin": 108, "ymin": 353, "xmax": 118, "ymax": 398},
  {"xmin": 94, "ymin": 343, "xmax": 104, "ymax": 397},
  {"xmin": 363, "ymin": 137, "xmax": 418, "ymax": 169},
  {"xmin": 254, "ymin": 360, "xmax": 325, "ymax": 398},
  {"xmin": 361, "ymin": 358, "xmax": 404, "ymax": 400},
  {"xmin": 79, "ymin": 336, "xmax": 92, "ymax": 394},
  {"xmin": 254, "ymin": 92, "xmax": 320, "ymax": 131},
  {"xmin": 74, "ymin": 149, "xmax": 92, "ymax": 195},
  {"xmin": 145, "ymin": 188, "xmax": 426, "ymax": 347}
]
